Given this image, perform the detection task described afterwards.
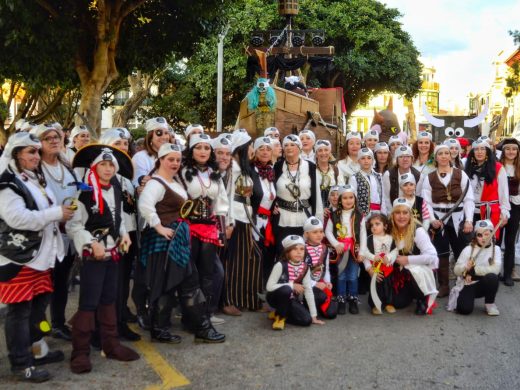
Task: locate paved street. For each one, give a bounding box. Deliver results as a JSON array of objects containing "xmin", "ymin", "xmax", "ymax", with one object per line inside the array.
[{"xmin": 1, "ymin": 284, "xmax": 520, "ymax": 390}]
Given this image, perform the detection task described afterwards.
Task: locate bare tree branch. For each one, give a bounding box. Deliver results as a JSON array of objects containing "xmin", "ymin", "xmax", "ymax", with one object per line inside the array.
[{"xmin": 35, "ymin": 0, "xmax": 59, "ymax": 18}]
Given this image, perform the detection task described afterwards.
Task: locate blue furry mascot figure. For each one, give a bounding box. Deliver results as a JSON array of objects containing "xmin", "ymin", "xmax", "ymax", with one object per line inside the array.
[{"xmin": 246, "ymin": 78, "xmax": 277, "ymax": 112}]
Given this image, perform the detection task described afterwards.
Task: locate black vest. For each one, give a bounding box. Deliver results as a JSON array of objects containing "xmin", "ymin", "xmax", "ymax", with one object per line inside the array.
[
  {"xmin": 389, "ymin": 167, "xmax": 420, "ymax": 203},
  {"xmin": 0, "ymin": 168, "xmax": 43, "ymax": 281},
  {"xmin": 278, "ymin": 261, "xmax": 308, "ymax": 284},
  {"xmin": 367, "ymin": 235, "xmax": 396, "ymax": 254},
  {"xmin": 78, "ymin": 186, "xmax": 122, "ymax": 243}
]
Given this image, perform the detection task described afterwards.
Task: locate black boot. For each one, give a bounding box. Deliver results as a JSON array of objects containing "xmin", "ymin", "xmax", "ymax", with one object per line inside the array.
[
  {"xmin": 348, "ymin": 296, "xmax": 359, "ymax": 315},
  {"xmin": 181, "ymin": 288, "xmax": 225, "ymax": 343},
  {"xmin": 415, "ymin": 299, "xmax": 427, "ymax": 315},
  {"xmin": 337, "ymin": 296, "xmax": 346, "ymax": 315},
  {"xmin": 149, "ymin": 304, "xmax": 181, "ymax": 344},
  {"xmin": 194, "ymin": 316, "xmax": 226, "ymax": 344},
  {"xmin": 118, "ymin": 322, "xmax": 141, "ymax": 341}
]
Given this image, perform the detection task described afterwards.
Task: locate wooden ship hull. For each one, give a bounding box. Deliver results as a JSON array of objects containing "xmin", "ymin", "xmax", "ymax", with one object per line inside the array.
[{"xmin": 237, "ymin": 85, "xmax": 345, "ymax": 156}]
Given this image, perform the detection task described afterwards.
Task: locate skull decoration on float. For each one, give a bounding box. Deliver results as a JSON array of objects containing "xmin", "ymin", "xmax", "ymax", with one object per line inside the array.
[
  {"xmin": 246, "ymin": 77, "xmax": 277, "ymax": 137},
  {"xmin": 422, "ymin": 103, "xmax": 489, "ymax": 143}
]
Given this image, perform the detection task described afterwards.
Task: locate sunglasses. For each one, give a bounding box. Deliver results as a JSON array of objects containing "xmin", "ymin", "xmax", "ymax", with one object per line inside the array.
[
  {"xmin": 154, "ymin": 129, "xmax": 167, "ymax": 137},
  {"xmin": 42, "ymin": 135, "xmax": 61, "ymax": 142}
]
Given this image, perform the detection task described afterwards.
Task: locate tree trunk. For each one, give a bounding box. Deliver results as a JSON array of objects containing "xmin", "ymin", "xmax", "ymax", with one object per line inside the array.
[
  {"xmin": 112, "ymin": 71, "xmax": 154, "ymax": 128},
  {"xmin": 74, "ymin": 1, "xmax": 147, "ymax": 135}
]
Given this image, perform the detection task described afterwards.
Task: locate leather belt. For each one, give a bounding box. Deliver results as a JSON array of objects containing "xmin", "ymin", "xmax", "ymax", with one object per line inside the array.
[
  {"xmin": 277, "ymin": 198, "xmax": 311, "ymax": 212},
  {"xmin": 433, "ymin": 206, "xmax": 463, "ymax": 213}
]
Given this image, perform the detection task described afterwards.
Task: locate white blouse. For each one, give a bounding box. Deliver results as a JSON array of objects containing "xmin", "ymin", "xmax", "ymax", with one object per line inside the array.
[
  {"xmin": 454, "ymin": 244, "xmax": 502, "ymax": 277},
  {"xmin": 132, "ymin": 150, "xmax": 156, "ymax": 187},
  {"xmin": 0, "ymin": 166, "xmax": 64, "ymax": 271},
  {"xmin": 505, "ymin": 164, "xmax": 520, "ymax": 205},
  {"xmin": 421, "ymin": 169, "xmax": 475, "ymax": 230},
  {"xmin": 180, "ymin": 167, "xmax": 229, "ymax": 219},
  {"xmin": 325, "ymin": 209, "xmax": 354, "ymax": 248},
  {"xmin": 468, "ymin": 166, "xmax": 510, "ymax": 219},
  {"xmin": 138, "ymin": 175, "xmax": 188, "ymax": 228},
  {"xmin": 276, "ymin": 159, "xmax": 323, "ymax": 226},
  {"xmin": 395, "ymin": 227, "xmax": 438, "ymax": 268},
  {"xmin": 337, "ymin": 157, "xmax": 360, "ymax": 185}
]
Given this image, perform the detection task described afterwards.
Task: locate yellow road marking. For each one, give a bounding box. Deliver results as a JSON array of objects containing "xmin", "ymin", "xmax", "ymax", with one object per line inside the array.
[{"xmin": 129, "ymin": 325, "xmax": 190, "ymax": 389}]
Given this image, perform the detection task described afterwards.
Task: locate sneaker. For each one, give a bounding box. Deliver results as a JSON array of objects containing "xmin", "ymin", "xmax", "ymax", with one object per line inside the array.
[
  {"xmin": 52, "ymin": 325, "xmax": 72, "ymax": 341},
  {"xmin": 371, "ymin": 307, "xmax": 382, "ymax": 315},
  {"xmin": 512, "ymin": 269, "xmax": 520, "ymax": 282},
  {"xmin": 13, "ymin": 366, "xmax": 51, "ymax": 383},
  {"xmin": 210, "ymin": 315, "xmax": 226, "ymax": 325},
  {"xmin": 385, "ymin": 305, "xmax": 396, "ymax": 314},
  {"xmin": 485, "ymin": 303, "xmax": 500, "ymax": 316},
  {"xmin": 268, "ymin": 311, "xmax": 276, "ymax": 320}
]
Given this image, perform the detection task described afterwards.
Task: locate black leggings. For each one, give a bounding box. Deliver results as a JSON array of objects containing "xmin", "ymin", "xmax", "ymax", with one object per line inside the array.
[
  {"xmin": 501, "ymin": 203, "xmax": 520, "ymax": 279},
  {"xmin": 116, "ymin": 230, "xmax": 137, "ymax": 322},
  {"xmin": 266, "ymin": 286, "xmax": 312, "ymax": 326},
  {"xmin": 5, "ymin": 293, "xmax": 50, "ymax": 370},
  {"xmin": 457, "ymin": 273, "xmax": 499, "ymax": 315},
  {"xmin": 191, "ymin": 237, "xmax": 217, "ymax": 303},
  {"xmin": 50, "ymin": 251, "xmax": 75, "ymax": 327},
  {"xmin": 432, "ymin": 218, "xmax": 467, "ymax": 260}
]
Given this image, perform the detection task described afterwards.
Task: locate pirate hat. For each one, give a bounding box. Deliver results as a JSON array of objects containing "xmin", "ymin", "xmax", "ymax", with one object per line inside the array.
[{"xmin": 72, "ymin": 144, "xmax": 134, "ymax": 180}]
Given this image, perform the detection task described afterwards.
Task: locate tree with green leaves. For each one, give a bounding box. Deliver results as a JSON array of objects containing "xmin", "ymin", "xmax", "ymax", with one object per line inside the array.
[
  {"xmin": 0, "ymin": 0, "xmax": 225, "ymax": 137},
  {"xmin": 147, "ymin": 0, "xmax": 422, "ymax": 129}
]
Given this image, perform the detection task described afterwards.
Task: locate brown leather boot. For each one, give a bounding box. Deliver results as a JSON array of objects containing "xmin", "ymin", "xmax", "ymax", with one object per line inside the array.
[
  {"xmin": 70, "ymin": 310, "xmax": 95, "ymax": 374},
  {"xmin": 97, "ymin": 304, "xmax": 139, "ymax": 362},
  {"xmin": 437, "ymin": 257, "xmax": 450, "ymax": 298}
]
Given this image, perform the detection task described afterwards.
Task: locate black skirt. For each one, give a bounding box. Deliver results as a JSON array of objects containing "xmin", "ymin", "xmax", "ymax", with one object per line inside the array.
[{"xmin": 145, "ymin": 251, "xmax": 192, "ymax": 305}]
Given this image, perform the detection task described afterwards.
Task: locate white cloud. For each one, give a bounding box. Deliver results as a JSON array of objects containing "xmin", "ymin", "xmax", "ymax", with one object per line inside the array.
[{"xmin": 383, "ymin": 0, "xmax": 519, "ymax": 110}]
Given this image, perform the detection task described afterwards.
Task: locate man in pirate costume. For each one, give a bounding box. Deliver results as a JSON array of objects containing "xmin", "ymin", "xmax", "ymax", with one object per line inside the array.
[
  {"xmin": 349, "ymin": 147, "xmax": 384, "ymax": 215},
  {"xmin": 0, "ymin": 133, "xmax": 74, "ymax": 382},
  {"xmin": 66, "ymin": 145, "xmax": 139, "ymax": 374}
]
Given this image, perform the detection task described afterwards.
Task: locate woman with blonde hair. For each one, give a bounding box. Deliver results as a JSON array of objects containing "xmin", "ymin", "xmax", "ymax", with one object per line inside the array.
[{"xmin": 389, "ymin": 198, "xmax": 438, "ymax": 315}]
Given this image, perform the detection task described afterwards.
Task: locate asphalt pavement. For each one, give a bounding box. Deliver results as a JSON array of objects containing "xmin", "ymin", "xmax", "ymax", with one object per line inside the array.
[{"xmin": 1, "ymin": 283, "xmax": 520, "ymax": 389}]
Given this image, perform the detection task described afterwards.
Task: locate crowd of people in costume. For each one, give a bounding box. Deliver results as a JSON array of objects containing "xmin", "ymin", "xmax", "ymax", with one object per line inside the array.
[{"xmin": 0, "ymin": 117, "xmax": 517, "ymax": 383}]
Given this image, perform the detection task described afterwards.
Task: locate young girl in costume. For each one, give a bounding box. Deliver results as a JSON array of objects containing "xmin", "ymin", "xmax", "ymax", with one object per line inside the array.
[
  {"xmin": 325, "ymin": 185, "xmax": 363, "ymax": 315},
  {"xmin": 323, "ymin": 185, "xmax": 340, "ymax": 295},
  {"xmin": 266, "ymin": 235, "xmax": 325, "ymax": 330},
  {"xmin": 360, "ymin": 213, "xmax": 398, "ymax": 315},
  {"xmin": 448, "ymin": 220, "xmax": 501, "ymax": 316},
  {"xmin": 303, "ymin": 217, "xmax": 336, "ymax": 319}
]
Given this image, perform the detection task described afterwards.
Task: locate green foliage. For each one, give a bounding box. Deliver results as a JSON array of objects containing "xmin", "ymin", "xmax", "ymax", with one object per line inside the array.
[{"xmin": 147, "ymin": 0, "xmax": 422, "ymax": 126}]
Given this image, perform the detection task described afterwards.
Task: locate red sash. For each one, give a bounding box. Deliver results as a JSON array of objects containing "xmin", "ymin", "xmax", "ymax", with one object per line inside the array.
[
  {"xmin": 480, "ymin": 162, "xmax": 502, "ymax": 239},
  {"xmin": 258, "ymin": 206, "xmax": 275, "ymax": 246}
]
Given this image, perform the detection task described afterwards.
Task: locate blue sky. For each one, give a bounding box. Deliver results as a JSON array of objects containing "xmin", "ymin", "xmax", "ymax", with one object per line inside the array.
[{"xmin": 383, "ymin": 0, "xmax": 519, "ymax": 109}]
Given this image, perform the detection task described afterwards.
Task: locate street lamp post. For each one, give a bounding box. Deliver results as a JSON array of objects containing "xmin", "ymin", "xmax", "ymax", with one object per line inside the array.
[{"xmin": 217, "ymin": 24, "xmax": 230, "ymax": 132}]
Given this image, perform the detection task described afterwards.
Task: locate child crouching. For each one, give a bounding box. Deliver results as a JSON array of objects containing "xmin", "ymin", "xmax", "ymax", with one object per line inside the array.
[
  {"xmin": 303, "ymin": 217, "xmax": 337, "ymax": 319},
  {"xmin": 266, "ymin": 235, "xmax": 325, "ymax": 330}
]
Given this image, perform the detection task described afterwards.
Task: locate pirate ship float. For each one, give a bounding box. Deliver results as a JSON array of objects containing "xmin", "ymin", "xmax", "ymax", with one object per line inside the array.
[{"xmin": 237, "ymin": 0, "xmax": 346, "ymax": 155}]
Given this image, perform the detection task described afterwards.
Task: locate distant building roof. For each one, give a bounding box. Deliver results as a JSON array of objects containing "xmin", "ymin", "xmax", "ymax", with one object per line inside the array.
[{"xmin": 505, "ymin": 48, "xmax": 520, "ymax": 67}]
